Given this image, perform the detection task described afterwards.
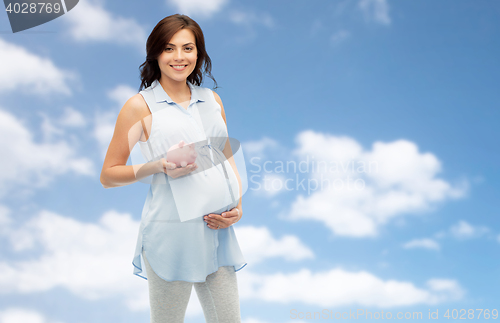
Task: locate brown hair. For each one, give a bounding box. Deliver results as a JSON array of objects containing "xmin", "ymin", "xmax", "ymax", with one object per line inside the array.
[{"xmin": 138, "ymin": 14, "xmax": 218, "ymax": 91}]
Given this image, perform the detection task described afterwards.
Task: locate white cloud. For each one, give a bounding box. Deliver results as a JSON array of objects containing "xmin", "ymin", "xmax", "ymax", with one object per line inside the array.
[
  {"xmin": 38, "ymin": 108, "xmax": 85, "ymax": 143},
  {"xmin": 93, "ymin": 109, "xmax": 118, "ymax": 159},
  {"xmin": 39, "ymin": 112, "xmax": 65, "ymax": 142},
  {"xmin": 166, "ymin": 0, "xmax": 228, "ymax": 18},
  {"xmin": 0, "ymin": 108, "xmax": 94, "ymax": 197},
  {"xmin": 243, "ymin": 136, "xmax": 279, "ymax": 160},
  {"xmin": 279, "ymin": 130, "xmax": 468, "ymax": 237},
  {"xmin": 0, "ymin": 209, "xmax": 311, "ymax": 315},
  {"xmin": 107, "ymin": 84, "xmax": 138, "ymax": 106},
  {"xmin": 0, "ymin": 38, "xmax": 76, "ymax": 96},
  {"xmin": 0, "ymin": 209, "xmax": 150, "ymax": 311},
  {"xmin": 0, "ymin": 208, "xmax": 465, "ymax": 314},
  {"xmin": 403, "ymin": 238, "xmax": 440, "ymax": 251},
  {"xmin": 63, "ymin": 0, "xmax": 146, "ymax": 49},
  {"xmin": 0, "ymin": 307, "xmax": 63, "ymax": 323},
  {"xmin": 251, "ymin": 173, "xmax": 289, "ymax": 197},
  {"xmin": 0, "ymin": 209, "xmax": 203, "ymax": 318},
  {"xmin": 228, "ymin": 9, "xmax": 274, "ymax": 28},
  {"xmin": 358, "ymin": 0, "xmax": 391, "ymax": 25},
  {"xmin": 0, "ymin": 205, "xmax": 12, "ymax": 236},
  {"xmin": 426, "ymin": 279, "xmax": 465, "ymax": 300},
  {"xmin": 235, "ymin": 226, "xmax": 314, "ymax": 264},
  {"xmin": 224, "ymin": 8, "xmax": 274, "ymax": 43},
  {"xmin": 238, "ymin": 268, "xmax": 465, "ymax": 307},
  {"xmin": 94, "ymin": 84, "xmax": 139, "ymax": 159},
  {"xmin": 449, "ymin": 220, "xmax": 489, "ymax": 239},
  {"xmin": 58, "ymin": 106, "xmax": 86, "ymax": 128}
]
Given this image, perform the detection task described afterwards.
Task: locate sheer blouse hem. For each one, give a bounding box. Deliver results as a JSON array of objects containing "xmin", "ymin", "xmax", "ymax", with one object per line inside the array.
[{"xmin": 133, "ymin": 249, "xmax": 247, "ymax": 283}]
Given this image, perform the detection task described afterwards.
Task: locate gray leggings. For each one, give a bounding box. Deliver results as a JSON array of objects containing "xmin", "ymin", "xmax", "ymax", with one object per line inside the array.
[{"xmin": 142, "ymin": 250, "xmax": 242, "ymax": 323}]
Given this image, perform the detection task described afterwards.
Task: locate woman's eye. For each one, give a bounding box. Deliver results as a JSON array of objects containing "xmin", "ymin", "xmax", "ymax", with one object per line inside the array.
[
  {"xmin": 185, "ymin": 47, "xmax": 193, "ymax": 51},
  {"xmin": 165, "ymin": 48, "xmax": 173, "ymax": 51}
]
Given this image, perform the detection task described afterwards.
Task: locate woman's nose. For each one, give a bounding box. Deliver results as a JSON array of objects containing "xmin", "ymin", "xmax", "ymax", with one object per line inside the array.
[{"xmin": 174, "ymin": 49, "xmax": 184, "ymax": 60}]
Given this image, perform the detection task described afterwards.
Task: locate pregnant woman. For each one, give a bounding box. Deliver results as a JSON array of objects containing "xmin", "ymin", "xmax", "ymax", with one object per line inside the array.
[{"xmin": 100, "ymin": 14, "xmax": 247, "ymax": 323}]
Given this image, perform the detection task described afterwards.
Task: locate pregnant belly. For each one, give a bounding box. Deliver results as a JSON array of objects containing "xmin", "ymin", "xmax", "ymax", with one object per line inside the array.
[{"xmin": 169, "ymin": 163, "xmax": 230, "ymax": 222}]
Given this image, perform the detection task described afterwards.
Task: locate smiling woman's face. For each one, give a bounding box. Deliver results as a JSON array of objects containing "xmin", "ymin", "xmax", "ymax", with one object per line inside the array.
[{"xmin": 157, "ymin": 28, "xmax": 198, "ymax": 84}]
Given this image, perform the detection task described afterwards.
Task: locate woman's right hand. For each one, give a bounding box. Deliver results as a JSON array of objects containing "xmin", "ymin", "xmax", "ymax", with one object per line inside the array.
[{"xmin": 159, "ymin": 158, "xmax": 198, "ymax": 179}]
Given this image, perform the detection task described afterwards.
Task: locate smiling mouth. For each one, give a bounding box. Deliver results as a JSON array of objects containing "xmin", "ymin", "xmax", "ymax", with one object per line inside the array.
[{"xmin": 171, "ymin": 65, "xmax": 188, "ymax": 70}]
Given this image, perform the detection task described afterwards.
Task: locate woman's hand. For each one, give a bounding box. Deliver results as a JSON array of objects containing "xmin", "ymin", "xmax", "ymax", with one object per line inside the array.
[
  {"xmin": 159, "ymin": 157, "xmax": 198, "ymax": 179},
  {"xmin": 204, "ymin": 207, "xmax": 242, "ymax": 230}
]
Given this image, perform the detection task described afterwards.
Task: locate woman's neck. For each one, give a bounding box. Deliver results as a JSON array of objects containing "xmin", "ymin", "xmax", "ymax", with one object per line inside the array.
[{"xmin": 158, "ymin": 77, "xmax": 190, "ymax": 98}]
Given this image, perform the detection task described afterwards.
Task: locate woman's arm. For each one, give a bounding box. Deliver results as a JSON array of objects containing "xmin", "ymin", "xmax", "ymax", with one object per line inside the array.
[
  {"xmin": 213, "ymin": 91, "xmax": 243, "ymax": 221},
  {"xmin": 100, "ymin": 94, "xmax": 163, "ymax": 188}
]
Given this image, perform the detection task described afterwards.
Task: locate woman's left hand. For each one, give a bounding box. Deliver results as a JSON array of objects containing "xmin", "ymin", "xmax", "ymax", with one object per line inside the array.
[{"xmin": 204, "ymin": 207, "xmax": 242, "ymax": 230}]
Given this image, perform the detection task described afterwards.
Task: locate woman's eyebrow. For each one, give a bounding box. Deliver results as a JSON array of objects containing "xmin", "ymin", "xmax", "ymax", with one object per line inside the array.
[{"xmin": 166, "ymin": 42, "xmax": 195, "ymax": 47}]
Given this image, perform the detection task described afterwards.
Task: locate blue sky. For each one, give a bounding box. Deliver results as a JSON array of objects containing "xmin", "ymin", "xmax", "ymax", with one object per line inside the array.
[{"xmin": 0, "ymin": 0, "xmax": 499, "ymax": 322}]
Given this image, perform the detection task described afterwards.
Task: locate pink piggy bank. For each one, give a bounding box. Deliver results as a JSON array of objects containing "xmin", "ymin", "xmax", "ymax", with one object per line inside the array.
[{"xmin": 166, "ymin": 140, "xmax": 197, "ymax": 168}]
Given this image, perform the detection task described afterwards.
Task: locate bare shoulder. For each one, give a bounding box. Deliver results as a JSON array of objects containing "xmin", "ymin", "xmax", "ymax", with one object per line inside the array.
[
  {"xmin": 211, "ymin": 90, "xmax": 227, "ymax": 124},
  {"xmin": 101, "ymin": 93, "xmax": 149, "ymax": 174},
  {"xmin": 211, "ymin": 90, "xmax": 224, "ymax": 108},
  {"xmin": 121, "ymin": 93, "xmax": 149, "ymax": 119},
  {"xmin": 111, "ymin": 93, "xmax": 151, "ymax": 141}
]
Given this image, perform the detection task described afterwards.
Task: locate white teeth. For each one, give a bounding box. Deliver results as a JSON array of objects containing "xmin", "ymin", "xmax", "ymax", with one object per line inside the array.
[{"xmin": 172, "ymin": 65, "xmax": 187, "ymax": 68}]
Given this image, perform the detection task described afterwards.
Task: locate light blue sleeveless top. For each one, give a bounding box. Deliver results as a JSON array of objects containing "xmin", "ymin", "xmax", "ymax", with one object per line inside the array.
[{"xmin": 131, "ymin": 79, "xmax": 247, "ymax": 282}]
